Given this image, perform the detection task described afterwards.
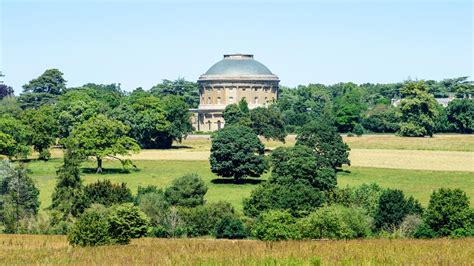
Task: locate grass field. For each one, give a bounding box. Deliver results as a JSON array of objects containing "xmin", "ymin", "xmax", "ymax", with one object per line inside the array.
[
  {"xmin": 28, "ymin": 159, "xmax": 474, "ymax": 211},
  {"xmin": 0, "ymin": 234, "xmax": 472, "ymax": 265},
  {"xmin": 24, "ymin": 134, "xmax": 474, "ymax": 211}
]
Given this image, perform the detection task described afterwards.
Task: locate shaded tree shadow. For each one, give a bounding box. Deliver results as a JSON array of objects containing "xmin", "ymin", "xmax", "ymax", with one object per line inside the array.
[
  {"xmin": 81, "ymin": 168, "xmax": 140, "ymax": 175},
  {"xmin": 168, "ymin": 145, "xmax": 194, "ymax": 150},
  {"xmin": 211, "ymin": 178, "xmax": 265, "ymax": 185},
  {"xmin": 336, "ymin": 168, "xmax": 351, "ymax": 174}
]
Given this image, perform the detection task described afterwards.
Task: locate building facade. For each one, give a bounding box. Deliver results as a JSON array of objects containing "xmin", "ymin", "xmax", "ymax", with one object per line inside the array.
[{"xmin": 191, "ymin": 54, "xmax": 279, "ymax": 131}]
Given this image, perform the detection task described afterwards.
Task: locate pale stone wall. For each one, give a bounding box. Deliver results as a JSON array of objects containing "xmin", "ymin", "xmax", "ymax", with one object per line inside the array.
[{"xmin": 191, "ymin": 80, "xmax": 279, "ymax": 132}]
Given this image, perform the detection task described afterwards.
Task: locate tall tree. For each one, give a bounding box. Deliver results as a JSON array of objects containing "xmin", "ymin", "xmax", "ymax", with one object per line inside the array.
[
  {"xmin": 446, "ymin": 99, "xmax": 474, "ymax": 133},
  {"xmin": 210, "ymin": 125, "xmax": 266, "ymax": 181},
  {"xmin": 398, "ymin": 81, "xmax": 438, "ymax": 137},
  {"xmin": 50, "ymin": 144, "xmax": 88, "ymax": 219},
  {"xmin": 223, "ymin": 99, "xmax": 251, "ymax": 127},
  {"xmin": 296, "ymin": 119, "xmax": 350, "ymax": 169},
  {"xmin": 67, "ymin": 115, "xmax": 140, "ymax": 173},
  {"xmin": 150, "ymin": 78, "xmax": 200, "ymax": 108},
  {"xmin": 21, "ymin": 106, "xmax": 59, "ymax": 160},
  {"xmin": 250, "ymin": 105, "xmax": 287, "ymax": 142},
  {"xmin": 0, "ymin": 116, "xmax": 32, "ymax": 159},
  {"xmin": 22, "ymin": 69, "xmax": 66, "ymax": 95}
]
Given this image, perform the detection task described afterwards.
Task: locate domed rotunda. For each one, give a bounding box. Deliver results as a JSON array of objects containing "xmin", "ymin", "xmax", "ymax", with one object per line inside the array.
[{"xmin": 191, "ymin": 54, "xmax": 279, "ymax": 131}]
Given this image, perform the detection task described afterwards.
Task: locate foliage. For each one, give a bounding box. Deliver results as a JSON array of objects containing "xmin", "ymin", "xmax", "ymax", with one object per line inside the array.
[
  {"xmin": 398, "ymin": 81, "xmax": 438, "ymax": 137},
  {"xmin": 0, "ymin": 161, "xmax": 40, "ymax": 233},
  {"xmin": 138, "ymin": 191, "xmax": 170, "ymax": 227},
  {"xmin": 68, "ymin": 114, "xmax": 140, "ymax": 172},
  {"xmin": 299, "ymin": 205, "xmax": 372, "ymax": 239},
  {"xmin": 134, "ymin": 185, "xmax": 160, "ymax": 205},
  {"xmin": 0, "ymin": 84, "xmax": 14, "ymax": 99},
  {"xmin": 423, "ymin": 188, "xmax": 473, "ymax": 236},
  {"xmin": 0, "ymin": 116, "xmax": 32, "ymax": 159},
  {"xmin": 150, "ymin": 78, "xmax": 199, "ymax": 108},
  {"xmin": 353, "ymin": 124, "xmax": 364, "ymax": 136},
  {"xmin": 178, "ymin": 201, "xmax": 236, "ymax": 237},
  {"xmin": 326, "ymin": 183, "xmax": 385, "ymax": 218},
  {"xmin": 446, "ymin": 99, "xmax": 473, "ymax": 133},
  {"xmin": 164, "ymin": 174, "xmax": 207, "ymax": 207},
  {"xmin": 22, "ymin": 69, "xmax": 66, "ymax": 95},
  {"xmin": 214, "ymin": 216, "xmax": 247, "ymax": 239},
  {"xmin": 17, "ymin": 92, "xmax": 57, "ymax": 110},
  {"xmin": 243, "ymin": 180, "xmax": 325, "ymax": 218},
  {"xmin": 210, "ymin": 125, "xmax": 266, "ymax": 180},
  {"xmin": 84, "ymin": 180, "xmax": 134, "ymax": 207},
  {"xmin": 50, "ymin": 146, "xmax": 88, "ymax": 220},
  {"xmin": 252, "ymin": 210, "xmax": 301, "ymax": 241},
  {"xmin": 222, "ymin": 99, "xmax": 252, "ymax": 127},
  {"xmin": 161, "ymin": 95, "xmax": 193, "ymax": 145},
  {"xmin": 270, "ymin": 146, "xmax": 336, "ymax": 191},
  {"xmin": 54, "ymin": 89, "xmax": 109, "ymax": 138},
  {"xmin": 107, "ymin": 203, "xmax": 149, "ymax": 244},
  {"xmin": 67, "ymin": 207, "xmax": 111, "ymax": 246},
  {"xmin": 374, "ymin": 189, "xmax": 423, "ymax": 230},
  {"xmin": 21, "ymin": 105, "xmax": 59, "ymax": 160},
  {"xmin": 413, "ymin": 222, "xmax": 438, "ymax": 239},
  {"xmin": 399, "ymin": 214, "xmax": 423, "ymax": 238},
  {"xmin": 296, "ymin": 119, "xmax": 350, "ymax": 169},
  {"xmin": 250, "ymin": 105, "xmax": 287, "ymax": 142},
  {"xmin": 333, "ymin": 86, "xmax": 367, "ymax": 132},
  {"xmin": 361, "ymin": 104, "xmax": 401, "ymax": 133}
]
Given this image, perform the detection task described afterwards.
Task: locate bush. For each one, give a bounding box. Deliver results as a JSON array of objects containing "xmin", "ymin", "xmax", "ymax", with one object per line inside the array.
[
  {"xmin": 449, "ymin": 228, "xmax": 473, "ymax": 238},
  {"xmin": 243, "ymin": 180, "xmax": 325, "ymax": 218},
  {"xmin": 214, "ymin": 216, "xmax": 247, "ymax": 239},
  {"xmin": 424, "ymin": 188, "xmax": 473, "ymax": 236},
  {"xmin": 84, "ymin": 180, "xmax": 133, "ymax": 207},
  {"xmin": 107, "ymin": 203, "xmax": 149, "ymax": 244},
  {"xmin": 164, "ymin": 174, "xmax": 207, "ymax": 207},
  {"xmin": 138, "ymin": 191, "xmax": 170, "ymax": 227},
  {"xmin": 414, "ymin": 222, "xmax": 437, "ymax": 239},
  {"xmin": 68, "ymin": 203, "xmax": 149, "ymax": 246},
  {"xmin": 134, "ymin": 185, "xmax": 160, "ymax": 205},
  {"xmin": 375, "ymin": 189, "xmax": 422, "ymax": 231},
  {"xmin": 252, "ymin": 210, "xmax": 301, "ymax": 241},
  {"xmin": 350, "ymin": 183, "xmax": 384, "ymax": 217},
  {"xmin": 353, "ymin": 124, "xmax": 364, "ymax": 136},
  {"xmin": 299, "ymin": 205, "xmax": 371, "ymax": 240},
  {"xmin": 179, "ymin": 201, "xmax": 236, "ymax": 237},
  {"xmin": 68, "ymin": 207, "xmax": 111, "ymax": 246}
]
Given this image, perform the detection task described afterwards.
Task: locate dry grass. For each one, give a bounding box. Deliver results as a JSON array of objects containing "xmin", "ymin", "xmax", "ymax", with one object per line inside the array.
[{"xmin": 0, "ymin": 234, "xmax": 472, "ymax": 265}]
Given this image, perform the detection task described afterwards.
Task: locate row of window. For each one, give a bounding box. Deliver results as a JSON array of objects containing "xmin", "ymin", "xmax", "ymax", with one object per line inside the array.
[{"xmin": 202, "ymin": 96, "xmax": 269, "ymax": 105}]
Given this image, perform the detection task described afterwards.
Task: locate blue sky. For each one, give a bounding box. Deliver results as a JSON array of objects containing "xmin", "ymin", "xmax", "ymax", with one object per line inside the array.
[{"xmin": 1, "ymin": 0, "xmax": 472, "ymax": 93}]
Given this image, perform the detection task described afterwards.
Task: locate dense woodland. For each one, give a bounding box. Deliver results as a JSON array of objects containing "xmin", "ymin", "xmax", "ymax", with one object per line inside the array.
[{"xmin": 0, "ymin": 69, "xmax": 473, "ymax": 245}]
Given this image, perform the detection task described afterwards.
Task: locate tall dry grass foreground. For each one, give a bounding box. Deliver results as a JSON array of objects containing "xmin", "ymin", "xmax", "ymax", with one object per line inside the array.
[{"xmin": 0, "ymin": 235, "xmax": 473, "ymax": 265}]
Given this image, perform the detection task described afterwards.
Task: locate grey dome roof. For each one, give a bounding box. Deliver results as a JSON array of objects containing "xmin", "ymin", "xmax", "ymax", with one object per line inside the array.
[{"xmin": 204, "ymin": 54, "xmax": 274, "ymax": 76}]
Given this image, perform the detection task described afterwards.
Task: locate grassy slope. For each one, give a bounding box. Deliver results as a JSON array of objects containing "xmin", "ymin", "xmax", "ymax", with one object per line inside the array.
[
  {"xmin": 29, "ymin": 159, "xmax": 474, "ymax": 211},
  {"xmin": 1, "ymin": 235, "xmax": 472, "ymax": 265}
]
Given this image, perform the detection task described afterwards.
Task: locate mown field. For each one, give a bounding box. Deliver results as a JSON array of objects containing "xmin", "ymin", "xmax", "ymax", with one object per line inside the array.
[
  {"xmin": 26, "ymin": 134, "xmax": 474, "ymax": 210},
  {"xmin": 0, "ymin": 235, "xmax": 472, "ymax": 265}
]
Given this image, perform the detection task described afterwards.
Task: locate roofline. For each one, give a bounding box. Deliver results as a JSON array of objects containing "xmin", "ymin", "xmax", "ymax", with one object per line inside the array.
[{"xmin": 198, "ymin": 74, "xmax": 280, "ymax": 82}]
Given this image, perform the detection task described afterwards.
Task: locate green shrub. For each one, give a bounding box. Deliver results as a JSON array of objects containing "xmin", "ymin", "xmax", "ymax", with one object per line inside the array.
[
  {"xmin": 179, "ymin": 201, "xmax": 236, "ymax": 237},
  {"xmin": 243, "ymin": 180, "xmax": 325, "ymax": 218},
  {"xmin": 353, "ymin": 124, "xmax": 364, "ymax": 136},
  {"xmin": 351, "ymin": 183, "xmax": 384, "ymax": 217},
  {"xmin": 449, "ymin": 228, "xmax": 473, "ymax": 238},
  {"xmin": 107, "ymin": 203, "xmax": 149, "ymax": 244},
  {"xmin": 299, "ymin": 205, "xmax": 371, "ymax": 240},
  {"xmin": 424, "ymin": 188, "xmax": 473, "ymax": 236},
  {"xmin": 414, "ymin": 222, "xmax": 437, "ymax": 239},
  {"xmin": 84, "ymin": 179, "xmax": 133, "ymax": 207},
  {"xmin": 138, "ymin": 191, "xmax": 170, "ymax": 227},
  {"xmin": 214, "ymin": 216, "xmax": 247, "ymax": 239},
  {"xmin": 134, "ymin": 185, "xmax": 160, "ymax": 205},
  {"xmin": 149, "ymin": 225, "xmax": 170, "ymax": 238},
  {"xmin": 165, "ymin": 174, "xmax": 207, "ymax": 207},
  {"xmin": 375, "ymin": 189, "xmax": 422, "ymax": 231},
  {"xmin": 67, "ymin": 208, "xmax": 111, "ymax": 246},
  {"xmin": 252, "ymin": 210, "xmax": 301, "ymax": 241}
]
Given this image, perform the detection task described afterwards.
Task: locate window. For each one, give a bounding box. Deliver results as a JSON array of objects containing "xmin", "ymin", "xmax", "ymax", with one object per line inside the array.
[
  {"xmin": 229, "ymin": 96, "xmax": 234, "ymax": 103},
  {"xmin": 217, "ymin": 97, "xmax": 221, "ymax": 104},
  {"xmin": 207, "ymin": 97, "xmax": 211, "ymax": 104},
  {"xmin": 217, "ymin": 120, "xmax": 222, "ymax": 130},
  {"xmin": 254, "ymin": 97, "xmax": 259, "ymax": 104}
]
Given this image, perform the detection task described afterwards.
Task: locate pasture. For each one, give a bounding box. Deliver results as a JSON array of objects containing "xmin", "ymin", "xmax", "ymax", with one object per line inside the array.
[
  {"xmin": 26, "ymin": 134, "xmax": 474, "ymax": 210},
  {"xmin": 0, "ymin": 234, "xmax": 472, "ymax": 265}
]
